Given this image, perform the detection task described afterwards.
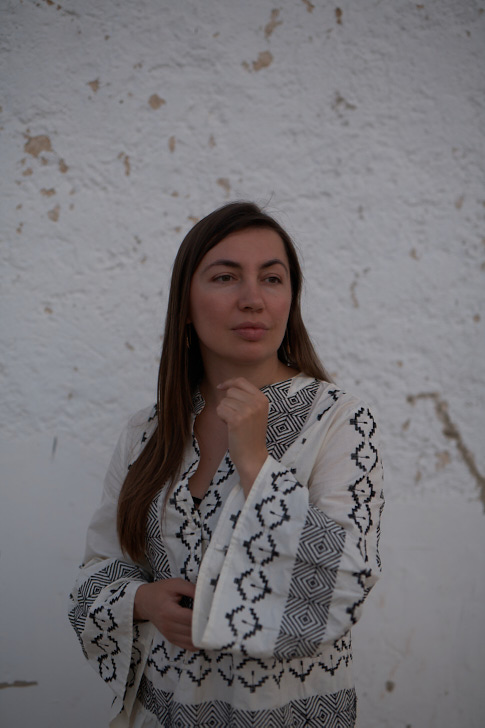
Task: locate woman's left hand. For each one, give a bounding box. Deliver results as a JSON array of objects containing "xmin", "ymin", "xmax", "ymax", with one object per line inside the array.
[{"xmin": 216, "ymin": 377, "xmax": 269, "ymax": 497}]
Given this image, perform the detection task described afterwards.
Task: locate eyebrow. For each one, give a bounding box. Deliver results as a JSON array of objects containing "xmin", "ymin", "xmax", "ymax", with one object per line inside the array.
[{"xmin": 202, "ymin": 258, "xmax": 289, "ymax": 274}]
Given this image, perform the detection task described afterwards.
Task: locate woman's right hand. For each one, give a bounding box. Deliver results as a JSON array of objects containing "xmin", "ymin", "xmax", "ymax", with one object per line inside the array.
[{"xmin": 133, "ymin": 578, "xmax": 197, "ymax": 652}]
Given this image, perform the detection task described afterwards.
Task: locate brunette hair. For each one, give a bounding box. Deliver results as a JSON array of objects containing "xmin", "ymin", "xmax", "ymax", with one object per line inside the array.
[{"xmin": 117, "ymin": 201, "xmax": 331, "ymax": 561}]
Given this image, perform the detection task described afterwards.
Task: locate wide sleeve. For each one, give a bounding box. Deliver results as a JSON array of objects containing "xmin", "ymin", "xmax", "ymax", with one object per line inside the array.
[
  {"xmin": 68, "ymin": 417, "xmax": 155, "ymax": 711},
  {"xmin": 192, "ymin": 396, "xmax": 384, "ymax": 660}
]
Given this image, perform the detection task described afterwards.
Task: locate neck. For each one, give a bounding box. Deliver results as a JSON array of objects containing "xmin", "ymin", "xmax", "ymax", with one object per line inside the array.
[{"xmin": 200, "ymin": 358, "xmax": 298, "ymax": 405}]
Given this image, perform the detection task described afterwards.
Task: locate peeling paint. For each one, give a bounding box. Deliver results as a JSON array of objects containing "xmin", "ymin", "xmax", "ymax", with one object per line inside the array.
[
  {"xmin": 385, "ymin": 680, "xmax": 395, "ymax": 692},
  {"xmin": 87, "ymin": 79, "xmax": 100, "ymax": 93},
  {"xmin": 208, "ymin": 134, "xmax": 216, "ymax": 148},
  {"xmin": 24, "ymin": 134, "xmax": 52, "ymax": 158},
  {"xmin": 48, "ymin": 205, "xmax": 60, "ymax": 222},
  {"xmin": 40, "ymin": 188, "xmax": 56, "ymax": 197},
  {"xmin": 407, "ymin": 392, "xmax": 485, "ymax": 509},
  {"xmin": 0, "ymin": 680, "xmax": 38, "ymax": 689},
  {"xmin": 59, "ymin": 159, "xmax": 68, "ymax": 173},
  {"xmin": 335, "ymin": 7, "xmax": 343, "ymax": 24},
  {"xmin": 264, "ymin": 9, "xmax": 282, "ymax": 39},
  {"xmin": 301, "ymin": 0, "xmax": 315, "ymax": 11},
  {"xmin": 217, "ymin": 177, "xmax": 231, "ymax": 198},
  {"xmin": 168, "ymin": 136, "xmax": 176, "ymax": 152},
  {"xmin": 149, "ymin": 94, "xmax": 166, "ymax": 110},
  {"xmin": 244, "ymin": 51, "xmax": 273, "ymax": 72},
  {"xmin": 455, "ymin": 195, "xmax": 464, "ymax": 210},
  {"xmin": 22, "ymin": 167, "xmax": 33, "ymax": 177}
]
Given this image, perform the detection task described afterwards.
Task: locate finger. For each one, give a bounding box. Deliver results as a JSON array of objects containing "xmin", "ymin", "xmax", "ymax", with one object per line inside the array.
[{"xmin": 173, "ymin": 579, "xmax": 196, "ymax": 598}]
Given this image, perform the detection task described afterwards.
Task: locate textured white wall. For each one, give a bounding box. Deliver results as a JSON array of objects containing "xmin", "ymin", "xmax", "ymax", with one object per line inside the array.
[{"xmin": 1, "ymin": 1, "xmax": 484, "ymax": 726}]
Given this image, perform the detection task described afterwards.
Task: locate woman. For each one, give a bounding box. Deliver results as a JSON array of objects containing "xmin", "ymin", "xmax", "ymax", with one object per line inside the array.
[{"xmin": 69, "ymin": 201, "xmax": 384, "ymax": 727}]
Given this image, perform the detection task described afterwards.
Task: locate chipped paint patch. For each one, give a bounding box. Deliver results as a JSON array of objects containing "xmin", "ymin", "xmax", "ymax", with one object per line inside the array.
[
  {"xmin": 0, "ymin": 680, "xmax": 38, "ymax": 689},
  {"xmin": 87, "ymin": 79, "xmax": 100, "ymax": 93},
  {"xmin": 244, "ymin": 51, "xmax": 274, "ymax": 72},
  {"xmin": 301, "ymin": 0, "xmax": 315, "ymax": 11},
  {"xmin": 24, "ymin": 134, "xmax": 52, "ymax": 158},
  {"xmin": 168, "ymin": 136, "xmax": 176, "ymax": 152},
  {"xmin": 335, "ymin": 7, "xmax": 343, "ymax": 24},
  {"xmin": 48, "ymin": 205, "xmax": 60, "ymax": 222},
  {"xmin": 217, "ymin": 177, "xmax": 231, "ymax": 198},
  {"xmin": 149, "ymin": 94, "xmax": 166, "ymax": 109}
]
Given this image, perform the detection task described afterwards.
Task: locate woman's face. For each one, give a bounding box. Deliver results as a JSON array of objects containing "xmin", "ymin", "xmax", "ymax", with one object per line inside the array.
[{"xmin": 189, "ymin": 228, "xmax": 292, "ymax": 373}]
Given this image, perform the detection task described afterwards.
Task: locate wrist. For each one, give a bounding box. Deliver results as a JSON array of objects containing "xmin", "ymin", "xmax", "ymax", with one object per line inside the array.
[
  {"xmin": 133, "ymin": 582, "xmax": 152, "ymax": 622},
  {"xmin": 238, "ymin": 451, "xmax": 268, "ymax": 497}
]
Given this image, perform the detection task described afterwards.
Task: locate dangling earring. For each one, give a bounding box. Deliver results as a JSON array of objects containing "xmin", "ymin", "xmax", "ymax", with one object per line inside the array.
[{"xmin": 186, "ymin": 324, "xmax": 192, "ymax": 350}]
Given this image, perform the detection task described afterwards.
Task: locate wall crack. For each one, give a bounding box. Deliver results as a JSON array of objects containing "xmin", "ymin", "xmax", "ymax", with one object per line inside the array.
[{"xmin": 407, "ymin": 392, "xmax": 485, "ymax": 510}]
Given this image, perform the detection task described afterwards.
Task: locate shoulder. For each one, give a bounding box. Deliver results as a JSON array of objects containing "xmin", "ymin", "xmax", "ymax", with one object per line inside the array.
[
  {"xmin": 294, "ymin": 377, "xmax": 379, "ymax": 435},
  {"xmin": 120, "ymin": 404, "xmax": 158, "ymax": 467}
]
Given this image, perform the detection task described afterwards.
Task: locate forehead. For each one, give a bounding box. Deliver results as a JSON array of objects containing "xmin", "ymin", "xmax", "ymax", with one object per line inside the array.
[{"xmin": 201, "ymin": 228, "xmax": 289, "ymax": 265}]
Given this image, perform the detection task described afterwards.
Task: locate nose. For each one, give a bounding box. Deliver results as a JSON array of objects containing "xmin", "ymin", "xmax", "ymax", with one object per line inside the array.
[{"xmin": 238, "ymin": 278, "xmax": 264, "ymax": 311}]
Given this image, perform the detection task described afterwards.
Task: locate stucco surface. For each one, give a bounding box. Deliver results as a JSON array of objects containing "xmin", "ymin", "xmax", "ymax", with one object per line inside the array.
[{"xmin": 1, "ymin": 1, "xmax": 484, "ymax": 726}]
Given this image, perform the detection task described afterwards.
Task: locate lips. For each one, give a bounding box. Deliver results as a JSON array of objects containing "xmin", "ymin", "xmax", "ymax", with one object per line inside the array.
[{"xmin": 232, "ymin": 322, "xmax": 268, "ymax": 341}]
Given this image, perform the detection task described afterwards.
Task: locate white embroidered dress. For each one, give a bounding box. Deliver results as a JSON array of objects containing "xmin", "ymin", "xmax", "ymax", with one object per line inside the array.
[{"xmin": 69, "ymin": 374, "xmax": 384, "ymax": 727}]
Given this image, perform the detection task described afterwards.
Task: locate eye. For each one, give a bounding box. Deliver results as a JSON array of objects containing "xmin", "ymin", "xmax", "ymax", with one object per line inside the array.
[
  {"xmin": 264, "ymin": 275, "xmax": 282, "ymax": 284},
  {"xmin": 213, "ymin": 273, "xmax": 235, "ymax": 283}
]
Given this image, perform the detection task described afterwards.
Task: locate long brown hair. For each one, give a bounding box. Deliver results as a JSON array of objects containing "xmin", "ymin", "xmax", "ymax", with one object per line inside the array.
[{"xmin": 117, "ymin": 201, "xmax": 332, "ymax": 561}]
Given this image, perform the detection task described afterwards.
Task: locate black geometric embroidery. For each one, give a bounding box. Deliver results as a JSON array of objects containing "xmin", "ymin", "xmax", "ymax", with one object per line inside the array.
[
  {"xmin": 225, "ymin": 604, "xmax": 263, "ymax": 649},
  {"xmin": 317, "ymin": 388, "xmax": 341, "ymax": 421},
  {"xmin": 137, "ymin": 675, "xmax": 357, "ymax": 727},
  {"xmin": 255, "ymin": 492, "xmax": 291, "ymax": 530},
  {"xmin": 145, "ymin": 492, "xmax": 171, "ymax": 581},
  {"xmin": 216, "ymin": 651, "xmax": 234, "ymax": 686},
  {"xmin": 127, "ymin": 624, "xmax": 143, "ymax": 689},
  {"xmin": 234, "ymin": 656, "xmax": 273, "ymax": 693},
  {"xmin": 348, "ymin": 407, "xmax": 379, "ymax": 563},
  {"xmin": 147, "ymin": 641, "xmax": 185, "ymax": 680},
  {"xmin": 185, "ymin": 649, "xmax": 213, "ymax": 686},
  {"xmin": 274, "ymin": 506, "xmax": 346, "ymax": 659},
  {"xmin": 75, "ymin": 560, "xmax": 146, "ymax": 612},
  {"xmin": 235, "ymin": 567, "xmax": 272, "ymax": 603},
  {"xmin": 263, "ymin": 378, "xmax": 320, "ymax": 460},
  {"xmin": 243, "ymin": 530, "xmax": 279, "ymax": 566},
  {"xmin": 346, "ymin": 569, "xmax": 373, "ymax": 625}
]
